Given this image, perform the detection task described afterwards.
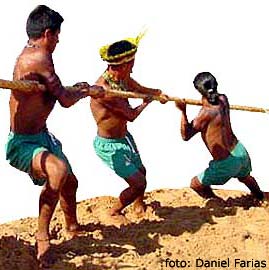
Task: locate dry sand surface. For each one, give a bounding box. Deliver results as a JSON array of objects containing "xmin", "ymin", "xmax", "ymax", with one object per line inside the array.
[{"xmin": 0, "ymin": 188, "xmax": 269, "ymax": 270}]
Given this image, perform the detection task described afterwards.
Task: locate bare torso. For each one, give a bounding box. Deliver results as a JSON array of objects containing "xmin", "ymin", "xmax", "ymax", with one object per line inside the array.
[
  {"xmin": 10, "ymin": 46, "xmax": 61, "ymax": 134},
  {"xmin": 195, "ymin": 95, "xmax": 238, "ymax": 160},
  {"xmin": 90, "ymin": 75, "xmax": 128, "ymax": 138}
]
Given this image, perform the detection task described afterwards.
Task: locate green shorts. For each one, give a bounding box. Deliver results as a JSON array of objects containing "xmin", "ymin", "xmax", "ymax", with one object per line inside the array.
[
  {"xmin": 5, "ymin": 130, "xmax": 72, "ymax": 186},
  {"xmin": 93, "ymin": 131, "xmax": 143, "ymax": 178},
  {"xmin": 198, "ymin": 141, "xmax": 252, "ymax": 186}
]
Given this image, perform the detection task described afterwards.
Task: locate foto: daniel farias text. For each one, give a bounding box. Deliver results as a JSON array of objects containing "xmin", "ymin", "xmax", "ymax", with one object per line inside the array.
[{"xmin": 195, "ymin": 257, "xmax": 267, "ymax": 268}]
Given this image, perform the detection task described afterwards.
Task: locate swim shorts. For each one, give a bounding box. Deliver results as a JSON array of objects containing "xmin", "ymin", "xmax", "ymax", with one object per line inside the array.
[
  {"xmin": 198, "ymin": 141, "xmax": 252, "ymax": 185},
  {"xmin": 93, "ymin": 131, "xmax": 143, "ymax": 178},
  {"xmin": 6, "ymin": 130, "xmax": 72, "ymax": 186}
]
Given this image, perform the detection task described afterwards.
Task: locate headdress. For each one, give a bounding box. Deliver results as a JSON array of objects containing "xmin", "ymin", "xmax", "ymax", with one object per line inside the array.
[{"xmin": 99, "ymin": 31, "xmax": 146, "ymax": 65}]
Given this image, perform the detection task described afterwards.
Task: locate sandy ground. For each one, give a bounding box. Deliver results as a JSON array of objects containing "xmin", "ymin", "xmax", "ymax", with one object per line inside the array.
[{"xmin": 0, "ymin": 188, "xmax": 269, "ymax": 270}]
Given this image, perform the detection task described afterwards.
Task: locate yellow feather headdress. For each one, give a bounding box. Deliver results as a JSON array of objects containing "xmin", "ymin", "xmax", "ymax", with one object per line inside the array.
[{"xmin": 99, "ymin": 30, "xmax": 146, "ymax": 65}]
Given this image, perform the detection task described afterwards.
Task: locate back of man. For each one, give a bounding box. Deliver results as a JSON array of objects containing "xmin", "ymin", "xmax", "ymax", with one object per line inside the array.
[
  {"xmin": 11, "ymin": 46, "xmax": 57, "ymax": 134},
  {"xmin": 197, "ymin": 94, "xmax": 238, "ymax": 160}
]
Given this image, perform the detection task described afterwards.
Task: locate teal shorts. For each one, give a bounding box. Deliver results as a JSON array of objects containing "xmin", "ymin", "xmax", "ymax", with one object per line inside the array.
[
  {"xmin": 198, "ymin": 141, "xmax": 252, "ymax": 186},
  {"xmin": 5, "ymin": 130, "xmax": 72, "ymax": 186},
  {"xmin": 93, "ymin": 132, "xmax": 143, "ymax": 178}
]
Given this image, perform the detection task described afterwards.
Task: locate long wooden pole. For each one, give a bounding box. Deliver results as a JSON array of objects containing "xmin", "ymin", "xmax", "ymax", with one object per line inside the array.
[{"xmin": 1, "ymin": 79, "xmax": 268, "ymax": 113}]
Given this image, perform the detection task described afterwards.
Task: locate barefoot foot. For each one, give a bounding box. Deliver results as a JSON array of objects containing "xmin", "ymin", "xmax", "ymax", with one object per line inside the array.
[{"xmin": 35, "ymin": 235, "xmax": 56, "ymax": 268}]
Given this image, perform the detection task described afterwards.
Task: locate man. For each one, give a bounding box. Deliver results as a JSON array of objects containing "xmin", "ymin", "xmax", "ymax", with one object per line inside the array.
[
  {"xmin": 5, "ymin": 5, "xmax": 104, "ymax": 266},
  {"xmin": 90, "ymin": 36, "xmax": 168, "ymax": 225},
  {"xmin": 175, "ymin": 72, "xmax": 263, "ymax": 200}
]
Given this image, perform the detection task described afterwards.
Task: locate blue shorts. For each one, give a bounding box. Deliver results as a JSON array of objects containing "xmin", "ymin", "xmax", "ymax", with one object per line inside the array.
[
  {"xmin": 198, "ymin": 142, "xmax": 252, "ymax": 186},
  {"xmin": 93, "ymin": 131, "xmax": 143, "ymax": 178},
  {"xmin": 6, "ymin": 130, "xmax": 72, "ymax": 186}
]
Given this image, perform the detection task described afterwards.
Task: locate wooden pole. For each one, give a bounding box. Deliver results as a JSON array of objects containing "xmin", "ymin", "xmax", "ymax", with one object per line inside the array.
[{"xmin": 1, "ymin": 79, "xmax": 268, "ymax": 113}]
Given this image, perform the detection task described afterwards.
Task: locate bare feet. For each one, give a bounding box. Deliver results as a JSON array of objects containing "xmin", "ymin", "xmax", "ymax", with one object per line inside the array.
[
  {"xmin": 238, "ymin": 176, "xmax": 264, "ymax": 201},
  {"xmin": 251, "ymin": 190, "xmax": 264, "ymax": 201},
  {"xmin": 66, "ymin": 224, "xmax": 87, "ymax": 239},
  {"xmin": 190, "ymin": 177, "xmax": 217, "ymax": 199},
  {"xmin": 133, "ymin": 200, "xmax": 146, "ymax": 217},
  {"xmin": 35, "ymin": 234, "xmax": 56, "ymax": 268},
  {"xmin": 107, "ymin": 209, "xmax": 130, "ymax": 227},
  {"xmin": 192, "ymin": 185, "xmax": 217, "ymax": 199}
]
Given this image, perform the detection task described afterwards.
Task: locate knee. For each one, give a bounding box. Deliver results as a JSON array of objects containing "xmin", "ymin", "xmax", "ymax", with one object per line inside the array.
[
  {"xmin": 190, "ymin": 177, "xmax": 202, "ymax": 189},
  {"xmin": 135, "ymin": 177, "xmax": 147, "ymax": 193},
  {"xmin": 64, "ymin": 175, "xmax": 78, "ymax": 192},
  {"xmin": 69, "ymin": 175, "xmax": 78, "ymax": 190},
  {"xmin": 48, "ymin": 159, "xmax": 68, "ymax": 191},
  {"xmin": 139, "ymin": 166, "xmax": 146, "ymax": 176},
  {"xmin": 238, "ymin": 176, "xmax": 250, "ymax": 183}
]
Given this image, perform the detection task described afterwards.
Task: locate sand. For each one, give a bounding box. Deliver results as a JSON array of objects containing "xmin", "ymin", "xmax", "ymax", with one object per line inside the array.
[{"xmin": 0, "ymin": 188, "xmax": 269, "ymax": 270}]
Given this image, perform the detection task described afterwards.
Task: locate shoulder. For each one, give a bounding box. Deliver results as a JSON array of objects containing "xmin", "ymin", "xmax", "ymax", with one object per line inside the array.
[
  {"xmin": 22, "ymin": 48, "xmax": 54, "ymax": 75},
  {"xmin": 95, "ymin": 75, "xmax": 106, "ymax": 86},
  {"xmin": 196, "ymin": 106, "xmax": 216, "ymax": 122},
  {"xmin": 35, "ymin": 49, "xmax": 53, "ymax": 67},
  {"xmin": 125, "ymin": 77, "xmax": 139, "ymax": 87},
  {"xmin": 219, "ymin": 93, "xmax": 228, "ymax": 102}
]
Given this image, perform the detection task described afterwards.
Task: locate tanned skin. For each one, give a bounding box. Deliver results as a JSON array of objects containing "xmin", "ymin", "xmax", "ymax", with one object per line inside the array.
[
  {"xmin": 91, "ymin": 59, "xmax": 168, "ymax": 224},
  {"xmin": 11, "ymin": 28, "xmax": 104, "ymax": 263},
  {"xmin": 176, "ymin": 95, "xmax": 263, "ymax": 200}
]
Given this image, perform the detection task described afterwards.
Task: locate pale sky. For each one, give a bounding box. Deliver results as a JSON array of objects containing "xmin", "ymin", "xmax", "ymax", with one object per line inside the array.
[{"xmin": 1, "ymin": 0, "xmax": 269, "ymax": 223}]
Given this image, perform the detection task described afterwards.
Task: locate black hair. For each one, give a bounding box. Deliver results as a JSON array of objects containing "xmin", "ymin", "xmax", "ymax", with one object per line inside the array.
[
  {"xmin": 107, "ymin": 40, "xmax": 136, "ymax": 57},
  {"xmin": 193, "ymin": 72, "xmax": 219, "ymax": 105},
  {"xmin": 26, "ymin": 5, "xmax": 64, "ymax": 39}
]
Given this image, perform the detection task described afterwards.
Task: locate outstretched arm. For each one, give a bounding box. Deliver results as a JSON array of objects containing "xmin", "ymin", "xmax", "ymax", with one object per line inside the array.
[
  {"xmin": 127, "ymin": 77, "xmax": 162, "ymax": 95},
  {"xmin": 98, "ymin": 96, "xmax": 152, "ymax": 122},
  {"xmin": 126, "ymin": 78, "xmax": 168, "ymax": 103}
]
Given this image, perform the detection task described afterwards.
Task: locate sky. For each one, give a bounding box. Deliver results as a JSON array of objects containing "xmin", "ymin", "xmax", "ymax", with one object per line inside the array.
[{"xmin": 0, "ymin": 0, "xmax": 269, "ymax": 223}]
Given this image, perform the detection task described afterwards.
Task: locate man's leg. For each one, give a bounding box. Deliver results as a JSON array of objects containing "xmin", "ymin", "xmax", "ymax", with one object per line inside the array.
[
  {"xmin": 190, "ymin": 176, "xmax": 217, "ymax": 199},
  {"xmin": 133, "ymin": 165, "xmax": 147, "ymax": 215},
  {"xmin": 59, "ymin": 174, "xmax": 80, "ymax": 234},
  {"xmin": 59, "ymin": 173, "xmax": 86, "ymax": 237},
  {"xmin": 31, "ymin": 151, "xmax": 68, "ymax": 261},
  {"xmin": 110, "ymin": 170, "xmax": 147, "ymax": 217},
  {"xmin": 238, "ymin": 175, "xmax": 264, "ymax": 200}
]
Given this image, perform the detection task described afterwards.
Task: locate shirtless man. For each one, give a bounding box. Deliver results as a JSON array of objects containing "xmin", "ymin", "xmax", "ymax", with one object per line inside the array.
[
  {"xmin": 91, "ymin": 38, "xmax": 168, "ymax": 224},
  {"xmin": 176, "ymin": 72, "xmax": 263, "ymax": 200},
  {"xmin": 5, "ymin": 5, "xmax": 104, "ymax": 266}
]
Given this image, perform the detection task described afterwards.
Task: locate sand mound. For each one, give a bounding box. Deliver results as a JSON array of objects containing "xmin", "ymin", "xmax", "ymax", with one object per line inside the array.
[{"xmin": 1, "ymin": 188, "xmax": 269, "ymax": 270}]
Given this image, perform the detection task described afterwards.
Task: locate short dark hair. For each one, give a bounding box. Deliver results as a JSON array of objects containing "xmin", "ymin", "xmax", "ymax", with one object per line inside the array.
[
  {"xmin": 193, "ymin": 72, "xmax": 219, "ymax": 105},
  {"xmin": 26, "ymin": 5, "xmax": 64, "ymax": 39},
  {"xmin": 107, "ymin": 40, "xmax": 136, "ymax": 57}
]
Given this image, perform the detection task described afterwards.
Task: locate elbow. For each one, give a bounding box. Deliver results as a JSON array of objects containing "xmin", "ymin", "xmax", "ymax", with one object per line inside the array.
[
  {"xmin": 59, "ymin": 100, "xmax": 73, "ymax": 108},
  {"xmin": 181, "ymin": 131, "xmax": 191, "ymax": 141},
  {"xmin": 126, "ymin": 113, "xmax": 136, "ymax": 122},
  {"xmin": 127, "ymin": 116, "xmax": 135, "ymax": 122},
  {"xmin": 182, "ymin": 134, "xmax": 190, "ymax": 141}
]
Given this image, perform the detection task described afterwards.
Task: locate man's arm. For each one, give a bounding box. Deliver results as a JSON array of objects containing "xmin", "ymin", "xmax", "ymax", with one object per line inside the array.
[
  {"xmin": 175, "ymin": 101, "xmax": 210, "ymax": 140},
  {"xmin": 126, "ymin": 78, "xmax": 169, "ymax": 103},
  {"xmin": 40, "ymin": 54, "xmax": 104, "ymax": 107},
  {"xmin": 127, "ymin": 77, "xmax": 162, "ymax": 95},
  {"xmin": 97, "ymin": 96, "xmax": 152, "ymax": 122}
]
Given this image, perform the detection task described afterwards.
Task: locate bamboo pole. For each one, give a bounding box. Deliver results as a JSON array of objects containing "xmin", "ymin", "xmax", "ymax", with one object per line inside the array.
[
  {"xmin": 0, "ymin": 79, "xmax": 46, "ymax": 92},
  {"xmin": 1, "ymin": 78, "xmax": 268, "ymax": 113}
]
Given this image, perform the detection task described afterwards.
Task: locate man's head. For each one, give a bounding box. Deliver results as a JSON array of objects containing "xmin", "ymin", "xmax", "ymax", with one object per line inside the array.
[
  {"xmin": 26, "ymin": 5, "xmax": 63, "ymax": 53},
  {"xmin": 26, "ymin": 5, "xmax": 63, "ymax": 39},
  {"xmin": 193, "ymin": 72, "xmax": 219, "ymax": 105},
  {"xmin": 100, "ymin": 39, "xmax": 137, "ymax": 66},
  {"xmin": 107, "ymin": 40, "xmax": 136, "ymax": 59},
  {"xmin": 100, "ymin": 39, "xmax": 137, "ymax": 79}
]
